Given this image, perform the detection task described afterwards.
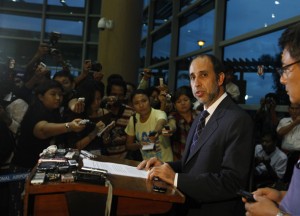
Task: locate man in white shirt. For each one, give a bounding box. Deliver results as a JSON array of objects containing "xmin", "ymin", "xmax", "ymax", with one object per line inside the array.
[
  {"xmin": 277, "ymin": 103, "xmax": 300, "ymax": 182},
  {"xmin": 254, "ymin": 131, "xmax": 287, "ymax": 188}
]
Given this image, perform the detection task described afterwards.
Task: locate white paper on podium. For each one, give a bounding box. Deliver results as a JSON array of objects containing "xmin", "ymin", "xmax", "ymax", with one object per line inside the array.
[{"xmin": 82, "ymin": 158, "xmax": 148, "ymax": 179}]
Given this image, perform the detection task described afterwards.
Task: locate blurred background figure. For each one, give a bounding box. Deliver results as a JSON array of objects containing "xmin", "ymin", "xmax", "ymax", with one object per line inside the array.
[
  {"xmin": 167, "ymin": 86, "xmax": 199, "ymax": 161},
  {"xmin": 277, "ymin": 103, "xmax": 300, "ymax": 184},
  {"xmin": 254, "ymin": 130, "xmax": 287, "ymax": 189},
  {"xmin": 254, "ymin": 92, "xmax": 279, "ymax": 143},
  {"xmin": 224, "ymin": 66, "xmax": 240, "ymax": 103}
]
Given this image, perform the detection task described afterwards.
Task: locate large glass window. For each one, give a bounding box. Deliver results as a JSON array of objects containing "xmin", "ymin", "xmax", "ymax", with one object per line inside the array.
[
  {"xmin": 226, "ymin": 0, "xmax": 300, "ymax": 39},
  {"xmin": 176, "ymin": 58, "xmax": 192, "ymax": 88},
  {"xmin": 151, "ymin": 25, "xmax": 171, "ymax": 64},
  {"xmin": 0, "ymin": 13, "xmax": 42, "ymax": 38},
  {"xmin": 0, "ymin": 1, "xmax": 100, "ymax": 74},
  {"xmin": 141, "ymin": 10, "xmax": 149, "ymax": 39},
  {"xmin": 153, "ymin": 0, "xmax": 172, "ymax": 30},
  {"xmin": 178, "ymin": 8, "xmax": 214, "ymax": 56},
  {"xmin": 0, "ymin": 39, "xmax": 39, "ymax": 66},
  {"xmin": 45, "ymin": 16, "xmax": 84, "ymax": 41},
  {"xmin": 224, "ymin": 30, "xmax": 284, "ymax": 104},
  {"xmin": 140, "ymin": 39, "xmax": 146, "ymax": 67},
  {"xmin": 88, "ymin": 18, "xmax": 101, "ymax": 42},
  {"xmin": 148, "ymin": 66, "xmax": 169, "ymax": 87},
  {"xmin": 47, "ymin": 0, "xmax": 85, "ymax": 13},
  {"xmin": 0, "ymin": 0, "xmax": 43, "ymax": 10}
]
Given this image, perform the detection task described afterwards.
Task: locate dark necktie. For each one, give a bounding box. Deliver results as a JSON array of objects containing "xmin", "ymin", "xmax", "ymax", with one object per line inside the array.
[{"xmin": 190, "ymin": 110, "xmax": 210, "ymax": 153}]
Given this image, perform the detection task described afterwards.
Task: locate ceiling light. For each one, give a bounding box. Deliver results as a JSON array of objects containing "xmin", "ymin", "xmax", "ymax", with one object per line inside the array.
[
  {"xmin": 272, "ymin": 13, "xmax": 275, "ymax": 18},
  {"xmin": 275, "ymin": 1, "xmax": 280, "ymax": 5},
  {"xmin": 197, "ymin": 40, "xmax": 205, "ymax": 47}
]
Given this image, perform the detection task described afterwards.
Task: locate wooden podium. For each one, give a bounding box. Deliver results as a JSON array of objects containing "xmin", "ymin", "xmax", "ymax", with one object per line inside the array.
[{"xmin": 23, "ymin": 156, "xmax": 185, "ymax": 216}]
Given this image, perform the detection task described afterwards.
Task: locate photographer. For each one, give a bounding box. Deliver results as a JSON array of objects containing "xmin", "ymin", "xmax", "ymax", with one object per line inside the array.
[
  {"xmin": 75, "ymin": 59, "xmax": 104, "ymax": 88},
  {"xmin": 254, "ymin": 92, "xmax": 279, "ymax": 143}
]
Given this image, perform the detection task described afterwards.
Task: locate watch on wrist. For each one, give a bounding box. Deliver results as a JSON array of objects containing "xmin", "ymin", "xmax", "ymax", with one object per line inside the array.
[
  {"xmin": 276, "ymin": 210, "xmax": 287, "ymax": 216},
  {"xmin": 65, "ymin": 122, "xmax": 71, "ymax": 132}
]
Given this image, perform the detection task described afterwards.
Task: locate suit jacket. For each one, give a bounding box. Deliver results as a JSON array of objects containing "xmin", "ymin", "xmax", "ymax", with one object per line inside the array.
[{"xmin": 168, "ymin": 96, "xmax": 254, "ymax": 216}]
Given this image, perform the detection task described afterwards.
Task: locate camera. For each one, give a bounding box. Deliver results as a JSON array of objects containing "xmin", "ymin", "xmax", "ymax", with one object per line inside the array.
[
  {"xmin": 48, "ymin": 31, "xmax": 61, "ymax": 56},
  {"xmin": 90, "ymin": 62, "xmax": 102, "ymax": 73}
]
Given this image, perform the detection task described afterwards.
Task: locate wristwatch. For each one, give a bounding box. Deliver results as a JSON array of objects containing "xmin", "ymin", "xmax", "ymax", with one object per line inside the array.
[
  {"xmin": 65, "ymin": 122, "xmax": 71, "ymax": 132},
  {"xmin": 276, "ymin": 210, "xmax": 288, "ymax": 216}
]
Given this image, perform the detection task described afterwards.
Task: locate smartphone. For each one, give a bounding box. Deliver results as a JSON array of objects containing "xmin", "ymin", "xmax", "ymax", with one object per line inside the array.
[
  {"xmin": 152, "ymin": 178, "xmax": 167, "ymax": 193},
  {"xmin": 237, "ymin": 189, "xmax": 256, "ymax": 202},
  {"xmin": 31, "ymin": 172, "xmax": 46, "ymax": 185}
]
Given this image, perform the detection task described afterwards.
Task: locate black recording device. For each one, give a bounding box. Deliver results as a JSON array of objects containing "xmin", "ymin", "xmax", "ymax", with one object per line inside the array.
[
  {"xmin": 90, "ymin": 62, "xmax": 102, "ymax": 73},
  {"xmin": 48, "ymin": 31, "xmax": 61, "ymax": 55},
  {"xmin": 237, "ymin": 189, "xmax": 256, "ymax": 202},
  {"xmin": 152, "ymin": 177, "xmax": 167, "ymax": 193},
  {"xmin": 74, "ymin": 170, "xmax": 106, "ymax": 185}
]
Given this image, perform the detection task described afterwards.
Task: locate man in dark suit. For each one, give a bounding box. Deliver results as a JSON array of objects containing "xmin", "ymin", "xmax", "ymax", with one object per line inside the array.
[{"xmin": 138, "ymin": 54, "xmax": 254, "ymax": 216}]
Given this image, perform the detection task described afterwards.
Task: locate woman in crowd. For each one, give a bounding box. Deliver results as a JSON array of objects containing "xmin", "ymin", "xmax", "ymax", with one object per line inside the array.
[
  {"xmin": 166, "ymin": 86, "xmax": 199, "ymax": 161},
  {"xmin": 125, "ymin": 89, "xmax": 173, "ymax": 162},
  {"xmin": 11, "ymin": 79, "xmax": 85, "ymax": 169},
  {"xmin": 9, "ymin": 80, "xmax": 85, "ymax": 216}
]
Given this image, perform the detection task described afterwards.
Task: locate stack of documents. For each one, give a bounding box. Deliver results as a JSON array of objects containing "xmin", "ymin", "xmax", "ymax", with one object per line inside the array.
[{"xmin": 82, "ymin": 159, "xmax": 148, "ymax": 179}]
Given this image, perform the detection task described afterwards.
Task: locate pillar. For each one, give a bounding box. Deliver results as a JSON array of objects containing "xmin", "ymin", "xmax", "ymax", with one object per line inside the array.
[{"xmin": 99, "ymin": 0, "xmax": 143, "ymax": 86}]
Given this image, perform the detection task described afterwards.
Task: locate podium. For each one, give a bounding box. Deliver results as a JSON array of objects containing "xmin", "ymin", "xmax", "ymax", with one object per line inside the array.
[{"xmin": 23, "ymin": 156, "xmax": 185, "ymax": 216}]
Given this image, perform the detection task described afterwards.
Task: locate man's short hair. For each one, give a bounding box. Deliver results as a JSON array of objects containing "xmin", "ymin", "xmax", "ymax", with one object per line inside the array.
[
  {"xmin": 53, "ymin": 70, "xmax": 74, "ymax": 82},
  {"xmin": 191, "ymin": 54, "xmax": 225, "ymax": 76},
  {"xmin": 106, "ymin": 79, "xmax": 127, "ymax": 96},
  {"xmin": 279, "ymin": 22, "xmax": 300, "ymax": 60}
]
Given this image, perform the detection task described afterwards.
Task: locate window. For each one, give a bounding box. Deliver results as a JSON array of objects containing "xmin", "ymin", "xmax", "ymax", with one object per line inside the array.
[
  {"xmin": 178, "ymin": 8, "xmax": 214, "ymax": 56},
  {"xmin": 226, "ymin": 0, "xmax": 300, "ymax": 39},
  {"xmin": 224, "ymin": 30, "xmax": 284, "ymax": 104},
  {"xmin": 0, "ymin": 1, "xmax": 100, "ymax": 75},
  {"xmin": 0, "ymin": 13, "xmax": 42, "ymax": 38},
  {"xmin": 151, "ymin": 25, "xmax": 171, "ymax": 64},
  {"xmin": 45, "ymin": 16, "xmax": 84, "ymax": 41},
  {"xmin": 153, "ymin": 0, "xmax": 172, "ymax": 30}
]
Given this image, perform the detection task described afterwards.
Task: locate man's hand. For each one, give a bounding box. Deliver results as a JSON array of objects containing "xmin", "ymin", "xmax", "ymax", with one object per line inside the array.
[
  {"xmin": 148, "ymin": 163, "xmax": 175, "ymax": 185},
  {"xmin": 253, "ymin": 187, "xmax": 285, "ymax": 204},
  {"xmin": 69, "ymin": 98, "xmax": 85, "ymax": 113},
  {"xmin": 244, "ymin": 196, "xmax": 279, "ymax": 216},
  {"xmin": 137, "ymin": 157, "xmax": 163, "ymax": 171}
]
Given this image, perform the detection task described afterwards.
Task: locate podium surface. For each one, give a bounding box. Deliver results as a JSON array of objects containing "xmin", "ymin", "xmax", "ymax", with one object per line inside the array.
[{"xmin": 23, "ymin": 156, "xmax": 185, "ymax": 216}]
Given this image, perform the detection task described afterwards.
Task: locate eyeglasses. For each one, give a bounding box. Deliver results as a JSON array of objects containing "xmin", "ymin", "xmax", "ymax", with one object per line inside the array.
[{"xmin": 276, "ymin": 59, "xmax": 300, "ymax": 77}]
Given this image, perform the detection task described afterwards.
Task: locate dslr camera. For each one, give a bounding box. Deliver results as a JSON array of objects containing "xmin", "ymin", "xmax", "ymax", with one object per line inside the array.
[
  {"xmin": 48, "ymin": 31, "xmax": 61, "ymax": 56},
  {"xmin": 90, "ymin": 62, "xmax": 102, "ymax": 73}
]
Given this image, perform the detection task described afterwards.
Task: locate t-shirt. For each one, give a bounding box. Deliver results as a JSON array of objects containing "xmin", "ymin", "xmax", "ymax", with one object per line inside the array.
[
  {"xmin": 11, "ymin": 103, "xmax": 63, "ymax": 169},
  {"xmin": 277, "ymin": 117, "xmax": 300, "ymax": 151},
  {"xmin": 125, "ymin": 108, "xmax": 173, "ymax": 162},
  {"xmin": 254, "ymin": 144, "xmax": 287, "ymax": 179}
]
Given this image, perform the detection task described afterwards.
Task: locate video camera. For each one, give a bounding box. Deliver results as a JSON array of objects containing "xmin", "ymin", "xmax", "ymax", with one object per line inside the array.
[{"xmin": 48, "ymin": 31, "xmax": 61, "ymax": 56}]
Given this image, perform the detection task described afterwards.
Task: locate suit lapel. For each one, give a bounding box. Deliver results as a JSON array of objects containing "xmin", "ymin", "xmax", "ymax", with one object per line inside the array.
[{"xmin": 184, "ymin": 97, "xmax": 230, "ymax": 164}]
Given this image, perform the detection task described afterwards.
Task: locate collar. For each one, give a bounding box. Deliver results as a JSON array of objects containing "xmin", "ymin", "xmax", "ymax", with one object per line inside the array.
[{"xmin": 204, "ymin": 92, "xmax": 227, "ymax": 123}]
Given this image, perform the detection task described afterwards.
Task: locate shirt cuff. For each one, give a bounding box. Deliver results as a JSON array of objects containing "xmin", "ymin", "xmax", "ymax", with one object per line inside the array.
[{"xmin": 174, "ymin": 173, "xmax": 178, "ymax": 187}]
